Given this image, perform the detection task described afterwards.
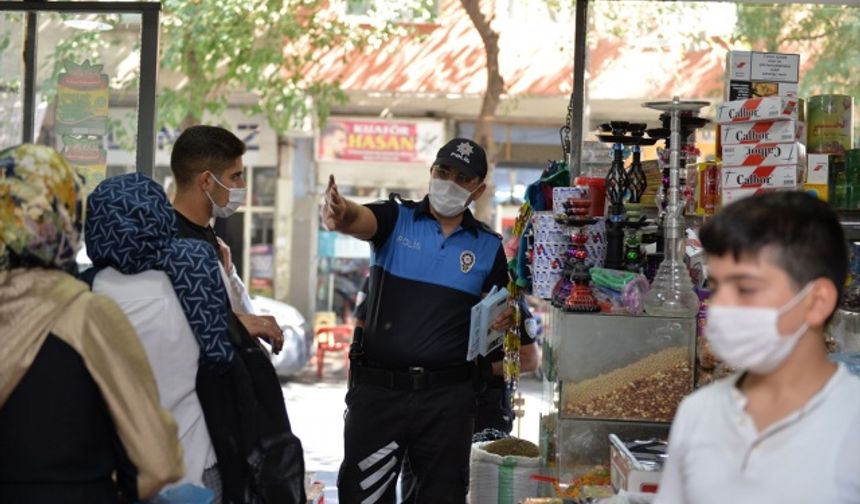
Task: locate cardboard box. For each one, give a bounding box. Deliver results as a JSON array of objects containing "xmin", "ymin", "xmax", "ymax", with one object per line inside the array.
[
  {"xmin": 721, "ymin": 120, "xmax": 804, "ymax": 145},
  {"xmin": 531, "ymin": 212, "xmax": 567, "ymax": 244},
  {"xmin": 721, "ymin": 142, "xmax": 804, "ymax": 167},
  {"xmin": 721, "ymin": 165, "xmax": 799, "ymax": 190},
  {"xmin": 726, "ymin": 51, "xmax": 800, "ymax": 82},
  {"xmin": 531, "ymin": 267, "xmax": 563, "ymax": 299},
  {"xmin": 721, "ymin": 186, "xmax": 791, "ymax": 206},
  {"xmin": 807, "ymin": 154, "xmax": 832, "ymax": 185},
  {"xmin": 552, "ymin": 186, "xmax": 587, "ymax": 218},
  {"xmin": 727, "ymin": 80, "xmax": 798, "ymax": 101},
  {"xmin": 717, "ymin": 96, "xmax": 799, "ymax": 124},
  {"xmin": 609, "ymin": 435, "xmax": 664, "ymax": 494}
]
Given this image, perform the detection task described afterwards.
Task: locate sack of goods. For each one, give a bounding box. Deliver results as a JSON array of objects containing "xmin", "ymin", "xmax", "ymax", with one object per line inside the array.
[{"xmin": 469, "ymin": 438, "xmax": 541, "ymax": 504}]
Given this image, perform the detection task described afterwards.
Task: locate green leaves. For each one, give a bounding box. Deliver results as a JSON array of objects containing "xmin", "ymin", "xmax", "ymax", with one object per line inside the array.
[{"xmin": 157, "ymin": 0, "xmax": 427, "ymax": 133}]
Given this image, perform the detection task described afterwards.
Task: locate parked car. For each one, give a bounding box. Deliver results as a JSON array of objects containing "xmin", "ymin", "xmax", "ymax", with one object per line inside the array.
[{"xmin": 250, "ymin": 295, "xmax": 313, "ymax": 378}]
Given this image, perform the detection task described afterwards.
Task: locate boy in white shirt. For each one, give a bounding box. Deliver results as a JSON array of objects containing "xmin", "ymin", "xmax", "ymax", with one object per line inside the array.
[{"xmin": 655, "ymin": 191, "xmax": 860, "ymax": 504}]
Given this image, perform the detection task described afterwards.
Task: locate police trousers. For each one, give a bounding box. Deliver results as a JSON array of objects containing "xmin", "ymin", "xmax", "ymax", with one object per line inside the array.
[{"xmin": 337, "ymin": 379, "xmax": 475, "ymax": 503}]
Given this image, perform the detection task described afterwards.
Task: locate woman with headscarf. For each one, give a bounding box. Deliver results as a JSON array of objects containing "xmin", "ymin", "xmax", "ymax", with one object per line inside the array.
[
  {"xmin": 0, "ymin": 145, "xmax": 183, "ymax": 503},
  {"xmin": 84, "ymin": 172, "xmax": 235, "ymax": 498},
  {"xmin": 85, "ymin": 172, "xmax": 306, "ymax": 503}
]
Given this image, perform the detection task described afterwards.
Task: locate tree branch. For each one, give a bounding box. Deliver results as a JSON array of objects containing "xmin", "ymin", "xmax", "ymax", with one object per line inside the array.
[{"xmin": 460, "ymin": 0, "xmax": 505, "ymax": 223}]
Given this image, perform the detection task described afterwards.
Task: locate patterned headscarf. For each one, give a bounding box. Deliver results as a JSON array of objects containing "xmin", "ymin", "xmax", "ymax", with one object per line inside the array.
[
  {"xmin": 85, "ymin": 173, "xmax": 234, "ymax": 364},
  {"xmin": 0, "ymin": 144, "xmax": 83, "ymax": 271}
]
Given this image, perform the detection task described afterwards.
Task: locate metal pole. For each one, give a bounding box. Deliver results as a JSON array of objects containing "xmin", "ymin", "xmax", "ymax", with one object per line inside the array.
[
  {"xmin": 22, "ymin": 11, "xmax": 37, "ymax": 143},
  {"xmin": 569, "ymin": 0, "xmax": 589, "ymax": 178},
  {"xmin": 136, "ymin": 6, "xmax": 160, "ymax": 177}
]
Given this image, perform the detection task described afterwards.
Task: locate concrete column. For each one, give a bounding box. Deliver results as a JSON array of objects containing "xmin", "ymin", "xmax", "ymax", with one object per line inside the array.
[
  {"xmin": 283, "ymin": 137, "xmax": 318, "ymax": 321},
  {"xmin": 274, "ymin": 135, "xmax": 295, "ymax": 302}
]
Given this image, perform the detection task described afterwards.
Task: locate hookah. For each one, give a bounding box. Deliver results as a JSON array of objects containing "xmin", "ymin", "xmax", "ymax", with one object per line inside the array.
[
  {"xmin": 598, "ymin": 121, "xmax": 633, "ymax": 271},
  {"xmin": 642, "ymin": 97, "xmax": 709, "ymax": 317},
  {"xmin": 552, "ymin": 192, "xmax": 600, "ymax": 312},
  {"xmin": 644, "ymin": 110, "xmax": 707, "ymax": 281},
  {"xmin": 643, "ymin": 126, "xmax": 669, "ymax": 281},
  {"xmin": 623, "ymin": 123, "xmax": 654, "ymax": 272}
]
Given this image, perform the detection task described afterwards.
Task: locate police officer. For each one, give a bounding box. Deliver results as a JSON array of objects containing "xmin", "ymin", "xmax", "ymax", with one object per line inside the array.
[{"xmin": 323, "ymin": 138, "xmax": 510, "ymax": 503}]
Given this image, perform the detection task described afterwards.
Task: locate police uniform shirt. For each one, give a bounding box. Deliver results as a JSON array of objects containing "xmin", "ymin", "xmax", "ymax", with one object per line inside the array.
[{"xmin": 362, "ymin": 195, "xmax": 508, "ymax": 369}]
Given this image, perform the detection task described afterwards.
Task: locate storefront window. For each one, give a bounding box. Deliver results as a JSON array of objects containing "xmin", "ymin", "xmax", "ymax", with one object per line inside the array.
[
  {"xmin": 0, "ymin": 10, "xmax": 146, "ymax": 192},
  {"xmin": 250, "ymin": 212, "xmax": 275, "ymax": 297},
  {"xmin": 252, "ymin": 166, "xmax": 277, "ymax": 206},
  {"xmin": 0, "ymin": 13, "xmax": 24, "ymax": 150}
]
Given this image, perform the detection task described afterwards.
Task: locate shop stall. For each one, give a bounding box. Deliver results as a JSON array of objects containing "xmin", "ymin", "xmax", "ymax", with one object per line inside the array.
[{"xmin": 479, "ymin": 0, "xmax": 860, "ymax": 501}]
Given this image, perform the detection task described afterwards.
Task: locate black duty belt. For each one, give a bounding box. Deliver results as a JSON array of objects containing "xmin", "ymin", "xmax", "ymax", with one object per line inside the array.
[{"xmin": 351, "ymin": 363, "xmax": 473, "ymax": 391}]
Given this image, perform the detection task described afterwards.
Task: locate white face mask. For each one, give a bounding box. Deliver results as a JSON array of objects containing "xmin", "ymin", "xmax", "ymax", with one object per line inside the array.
[
  {"xmin": 705, "ymin": 283, "xmax": 813, "ymax": 374},
  {"xmin": 205, "ymin": 172, "xmax": 246, "ymax": 219},
  {"xmin": 429, "ymin": 178, "xmax": 477, "ymax": 217}
]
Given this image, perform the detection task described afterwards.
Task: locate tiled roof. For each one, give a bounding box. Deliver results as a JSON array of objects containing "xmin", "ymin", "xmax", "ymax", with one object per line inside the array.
[
  {"xmin": 301, "ymin": 0, "xmax": 574, "ymax": 97},
  {"xmin": 299, "ymin": 0, "xmax": 725, "ymax": 100}
]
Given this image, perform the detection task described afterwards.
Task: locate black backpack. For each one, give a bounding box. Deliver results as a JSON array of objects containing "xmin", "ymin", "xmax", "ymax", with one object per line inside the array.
[{"xmin": 196, "ymin": 313, "xmax": 307, "ymax": 504}]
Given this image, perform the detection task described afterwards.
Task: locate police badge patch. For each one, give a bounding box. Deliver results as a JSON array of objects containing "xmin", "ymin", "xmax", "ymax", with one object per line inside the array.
[{"xmin": 460, "ymin": 250, "xmax": 476, "ymax": 273}]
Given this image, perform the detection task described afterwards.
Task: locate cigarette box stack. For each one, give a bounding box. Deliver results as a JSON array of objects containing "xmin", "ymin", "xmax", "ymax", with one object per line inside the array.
[
  {"xmin": 725, "ymin": 51, "xmax": 800, "ymax": 101},
  {"xmin": 717, "ymin": 96, "xmax": 804, "ymax": 205}
]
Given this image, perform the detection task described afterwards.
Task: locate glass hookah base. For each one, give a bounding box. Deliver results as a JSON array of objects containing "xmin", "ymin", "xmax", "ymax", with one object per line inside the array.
[{"xmin": 643, "ymin": 261, "xmax": 699, "ymax": 316}]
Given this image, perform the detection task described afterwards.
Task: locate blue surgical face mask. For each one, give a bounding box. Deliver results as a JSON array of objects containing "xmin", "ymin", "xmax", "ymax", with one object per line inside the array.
[{"xmin": 205, "ymin": 172, "xmax": 246, "ymax": 218}]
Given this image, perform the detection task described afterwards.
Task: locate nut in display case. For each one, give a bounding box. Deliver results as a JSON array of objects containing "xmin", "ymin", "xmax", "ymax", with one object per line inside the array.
[
  {"xmin": 562, "ymin": 346, "xmax": 692, "ymax": 422},
  {"xmin": 540, "ymin": 309, "xmax": 695, "ymax": 484},
  {"xmin": 548, "ymin": 310, "xmax": 696, "ymax": 424}
]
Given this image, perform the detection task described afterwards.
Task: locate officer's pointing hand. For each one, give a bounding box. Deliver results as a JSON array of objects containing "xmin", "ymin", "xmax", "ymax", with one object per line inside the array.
[{"xmin": 323, "ymin": 174, "xmax": 346, "ymax": 231}]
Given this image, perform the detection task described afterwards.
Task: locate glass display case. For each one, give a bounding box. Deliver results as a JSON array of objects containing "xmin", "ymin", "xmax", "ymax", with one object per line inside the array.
[{"xmin": 540, "ymin": 308, "xmax": 696, "ymax": 485}]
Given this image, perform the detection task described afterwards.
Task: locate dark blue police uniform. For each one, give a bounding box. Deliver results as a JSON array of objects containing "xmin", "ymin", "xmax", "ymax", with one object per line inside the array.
[{"xmin": 337, "ymin": 194, "xmax": 507, "ymax": 503}]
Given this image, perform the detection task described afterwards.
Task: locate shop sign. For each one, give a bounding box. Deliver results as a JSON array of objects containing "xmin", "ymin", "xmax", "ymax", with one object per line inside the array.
[
  {"xmin": 106, "ymin": 108, "xmax": 278, "ymax": 167},
  {"xmin": 317, "ymin": 117, "xmax": 445, "ymax": 164}
]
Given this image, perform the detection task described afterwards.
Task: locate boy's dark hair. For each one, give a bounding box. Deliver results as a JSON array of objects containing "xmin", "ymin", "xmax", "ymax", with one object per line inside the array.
[
  {"xmin": 170, "ymin": 125, "xmax": 246, "ymax": 186},
  {"xmin": 700, "ymin": 191, "xmax": 847, "ymax": 306}
]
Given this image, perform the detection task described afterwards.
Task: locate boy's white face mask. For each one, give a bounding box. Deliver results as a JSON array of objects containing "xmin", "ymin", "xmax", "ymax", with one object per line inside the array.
[{"xmin": 705, "ymin": 283, "xmax": 813, "ymax": 374}]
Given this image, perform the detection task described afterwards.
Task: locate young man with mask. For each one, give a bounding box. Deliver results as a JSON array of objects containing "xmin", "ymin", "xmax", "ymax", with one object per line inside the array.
[
  {"xmin": 323, "ymin": 138, "xmax": 512, "ymax": 503},
  {"xmin": 170, "ymin": 125, "xmax": 283, "ymax": 352},
  {"xmin": 170, "ymin": 125, "xmax": 307, "ymax": 502},
  {"xmin": 655, "ymin": 191, "xmax": 860, "ymax": 504}
]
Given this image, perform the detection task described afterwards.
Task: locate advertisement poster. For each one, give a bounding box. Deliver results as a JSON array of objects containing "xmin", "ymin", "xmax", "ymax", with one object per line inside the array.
[
  {"xmin": 62, "ymin": 135, "xmax": 107, "ymax": 195},
  {"xmin": 250, "ymin": 244, "xmax": 274, "ymax": 296},
  {"xmin": 317, "ymin": 118, "xmax": 444, "ymax": 164},
  {"xmin": 56, "ymin": 60, "xmax": 110, "ymax": 136}
]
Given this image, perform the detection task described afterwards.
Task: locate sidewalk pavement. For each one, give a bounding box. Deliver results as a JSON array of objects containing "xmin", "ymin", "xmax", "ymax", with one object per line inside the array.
[{"xmin": 282, "ymin": 357, "xmax": 544, "ymax": 503}]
